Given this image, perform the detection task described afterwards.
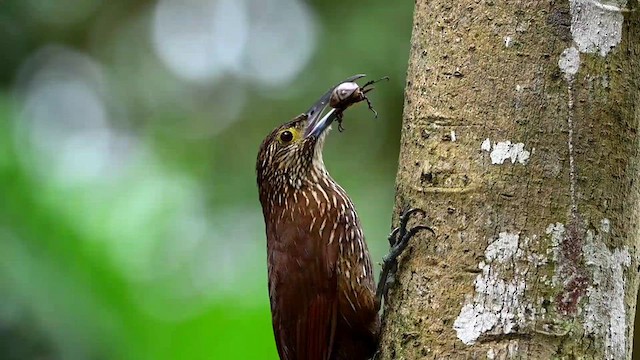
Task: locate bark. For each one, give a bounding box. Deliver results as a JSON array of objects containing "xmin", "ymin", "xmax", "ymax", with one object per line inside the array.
[{"xmin": 379, "ymin": 1, "xmax": 640, "ymax": 359}]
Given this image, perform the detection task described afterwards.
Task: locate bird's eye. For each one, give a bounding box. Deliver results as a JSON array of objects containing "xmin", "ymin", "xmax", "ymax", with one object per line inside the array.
[{"xmin": 280, "ymin": 130, "xmax": 294, "ymax": 143}]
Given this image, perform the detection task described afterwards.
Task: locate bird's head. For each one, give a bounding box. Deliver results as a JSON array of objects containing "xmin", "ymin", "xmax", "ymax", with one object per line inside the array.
[
  {"xmin": 256, "ymin": 114, "xmax": 324, "ymax": 190},
  {"xmin": 256, "ymin": 75, "xmax": 365, "ymax": 192}
]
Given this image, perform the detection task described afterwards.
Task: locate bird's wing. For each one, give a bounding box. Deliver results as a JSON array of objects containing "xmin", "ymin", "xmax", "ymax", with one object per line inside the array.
[
  {"xmin": 269, "ymin": 219, "xmax": 340, "ymax": 360},
  {"xmin": 336, "ymin": 222, "xmax": 377, "ymax": 324},
  {"xmin": 334, "ymin": 203, "xmax": 379, "ymax": 352}
]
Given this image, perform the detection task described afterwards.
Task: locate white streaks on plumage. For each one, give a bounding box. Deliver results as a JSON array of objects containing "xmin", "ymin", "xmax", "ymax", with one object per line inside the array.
[
  {"xmin": 316, "ymin": 184, "xmax": 330, "ymax": 205},
  {"xmin": 310, "ymin": 190, "xmax": 320, "ymax": 208},
  {"xmin": 310, "ymin": 216, "xmax": 316, "ymax": 233},
  {"xmin": 319, "ymin": 218, "xmax": 327, "ymax": 237},
  {"xmin": 343, "ymin": 288, "xmax": 357, "ymax": 312}
]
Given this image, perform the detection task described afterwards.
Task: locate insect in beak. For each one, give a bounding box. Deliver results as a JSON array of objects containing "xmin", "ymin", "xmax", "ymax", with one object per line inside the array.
[
  {"xmin": 304, "ymin": 74, "xmax": 388, "ymax": 137},
  {"xmin": 329, "ymin": 76, "xmax": 389, "ymax": 132}
]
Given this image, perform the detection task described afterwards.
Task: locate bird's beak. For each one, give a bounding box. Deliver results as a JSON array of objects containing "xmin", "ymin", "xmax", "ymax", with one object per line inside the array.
[{"xmin": 304, "ymin": 74, "xmax": 366, "ymax": 138}]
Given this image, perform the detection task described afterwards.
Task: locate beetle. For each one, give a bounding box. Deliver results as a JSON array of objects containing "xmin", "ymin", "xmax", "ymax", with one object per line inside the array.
[{"xmin": 329, "ymin": 75, "xmax": 389, "ymax": 131}]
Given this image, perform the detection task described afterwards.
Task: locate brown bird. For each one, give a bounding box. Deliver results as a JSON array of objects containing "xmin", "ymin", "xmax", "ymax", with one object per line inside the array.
[{"xmin": 256, "ymin": 75, "xmax": 432, "ymax": 360}]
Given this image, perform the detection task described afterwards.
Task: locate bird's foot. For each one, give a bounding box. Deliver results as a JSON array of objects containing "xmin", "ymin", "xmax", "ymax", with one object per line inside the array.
[{"xmin": 375, "ymin": 208, "xmax": 435, "ymax": 311}]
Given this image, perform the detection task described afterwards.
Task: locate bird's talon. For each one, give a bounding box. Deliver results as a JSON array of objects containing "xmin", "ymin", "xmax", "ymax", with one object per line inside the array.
[
  {"xmin": 387, "ymin": 227, "xmax": 400, "ymax": 247},
  {"xmin": 375, "ymin": 207, "xmax": 435, "ymax": 311}
]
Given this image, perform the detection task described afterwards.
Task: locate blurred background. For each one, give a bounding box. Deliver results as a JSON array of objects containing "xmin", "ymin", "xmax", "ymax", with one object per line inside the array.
[{"xmin": 0, "ymin": 0, "xmax": 414, "ymax": 358}]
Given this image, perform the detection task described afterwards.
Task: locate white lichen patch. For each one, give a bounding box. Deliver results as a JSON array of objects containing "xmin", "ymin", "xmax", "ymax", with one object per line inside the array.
[
  {"xmin": 481, "ymin": 139, "xmax": 531, "ymax": 165},
  {"xmin": 546, "ymin": 219, "xmax": 631, "ymax": 359},
  {"xmin": 546, "ymin": 222, "xmax": 566, "ymax": 262},
  {"xmin": 453, "ymin": 232, "xmax": 537, "ymax": 345},
  {"xmin": 486, "ymin": 232, "xmax": 520, "ymax": 263},
  {"xmin": 583, "ymin": 228, "xmax": 630, "ymax": 360},
  {"xmin": 481, "ymin": 138, "xmax": 491, "ymax": 152},
  {"xmin": 504, "ymin": 36, "xmax": 513, "ymax": 47},
  {"xmin": 558, "ymin": 47, "xmax": 581, "ymax": 81},
  {"xmin": 570, "ymin": 0, "xmax": 626, "ymax": 56}
]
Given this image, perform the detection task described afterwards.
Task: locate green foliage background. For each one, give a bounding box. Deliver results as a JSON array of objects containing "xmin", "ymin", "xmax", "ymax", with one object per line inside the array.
[{"xmin": 0, "ymin": 0, "xmax": 413, "ymax": 358}]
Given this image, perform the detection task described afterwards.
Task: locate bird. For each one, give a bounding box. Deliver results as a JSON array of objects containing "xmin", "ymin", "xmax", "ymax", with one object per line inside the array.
[{"xmin": 256, "ymin": 74, "xmax": 433, "ymax": 360}]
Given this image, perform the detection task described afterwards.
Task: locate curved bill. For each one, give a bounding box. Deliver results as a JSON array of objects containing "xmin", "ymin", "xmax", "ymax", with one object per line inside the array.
[{"xmin": 304, "ymin": 74, "xmax": 366, "ymax": 138}]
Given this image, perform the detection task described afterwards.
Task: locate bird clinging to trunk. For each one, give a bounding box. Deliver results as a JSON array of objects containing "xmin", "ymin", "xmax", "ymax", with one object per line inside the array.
[{"xmin": 256, "ymin": 75, "xmax": 433, "ymax": 360}]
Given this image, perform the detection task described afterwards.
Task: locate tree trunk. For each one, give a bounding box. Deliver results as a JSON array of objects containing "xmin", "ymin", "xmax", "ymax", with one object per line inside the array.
[{"xmin": 378, "ymin": 1, "xmax": 640, "ymax": 359}]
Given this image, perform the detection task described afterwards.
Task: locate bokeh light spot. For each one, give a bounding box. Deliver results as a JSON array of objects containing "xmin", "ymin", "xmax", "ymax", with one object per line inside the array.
[
  {"xmin": 243, "ymin": 0, "xmax": 318, "ymax": 87},
  {"xmin": 15, "ymin": 45, "xmax": 129, "ymax": 185},
  {"xmin": 152, "ymin": 0, "xmax": 248, "ymax": 82}
]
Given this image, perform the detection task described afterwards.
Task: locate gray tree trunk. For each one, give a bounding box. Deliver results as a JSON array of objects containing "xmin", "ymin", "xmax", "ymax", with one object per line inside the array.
[{"xmin": 378, "ymin": 1, "xmax": 640, "ymax": 359}]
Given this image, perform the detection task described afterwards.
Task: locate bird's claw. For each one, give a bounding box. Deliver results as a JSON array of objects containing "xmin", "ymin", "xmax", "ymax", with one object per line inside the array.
[{"xmin": 376, "ymin": 207, "xmax": 435, "ymax": 311}]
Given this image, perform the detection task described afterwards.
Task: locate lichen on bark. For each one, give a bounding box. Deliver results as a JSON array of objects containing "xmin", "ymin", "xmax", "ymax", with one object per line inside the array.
[{"xmin": 378, "ymin": 1, "xmax": 640, "ymax": 359}]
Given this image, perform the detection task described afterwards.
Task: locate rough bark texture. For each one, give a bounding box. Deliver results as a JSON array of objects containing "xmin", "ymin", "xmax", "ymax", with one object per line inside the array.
[{"xmin": 379, "ymin": 1, "xmax": 640, "ymax": 359}]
